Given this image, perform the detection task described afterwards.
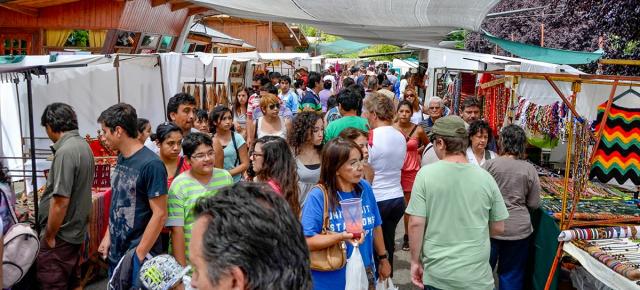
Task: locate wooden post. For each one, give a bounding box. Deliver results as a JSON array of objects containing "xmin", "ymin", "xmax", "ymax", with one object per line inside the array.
[
  {"xmin": 540, "ymin": 23, "xmax": 545, "ymax": 47},
  {"xmin": 559, "ymin": 90, "xmax": 577, "ymax": 229},
  {"xmin": 589, "ymin": 80, "xmax": 619, "ymax": 164},
  {"xmin": 540, "ymin": 11, "xmax": 545, "ymax": 47}
]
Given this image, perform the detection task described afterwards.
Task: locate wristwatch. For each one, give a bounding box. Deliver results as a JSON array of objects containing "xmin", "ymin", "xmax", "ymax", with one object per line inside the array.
[{"xmin": 377, "ymin": 251, "xmax": 388, "ymax": 260}]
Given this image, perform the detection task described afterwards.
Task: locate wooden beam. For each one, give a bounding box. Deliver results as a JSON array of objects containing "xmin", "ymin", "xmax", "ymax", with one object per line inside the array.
[
  {"xmin": 187, "ymin": 7, "xmax": 209, "ymax": 16},
  {"xmin": 0, "ymin": 3, "xmax": 38, "ymax": 17},
  {"xmin": 171, "ymin": 1, "xmax": 195, "ymax": 11},
  {"xmin": 151, "ymin": 0, "xmax": 167, "ymax": 7},
  {"xmin": 480, "ymin": 70, "xmax": 640, "ymax": 83},
  {"xmin": 599, "ymin": 59, "xmax": 640, "ymax": 66}
]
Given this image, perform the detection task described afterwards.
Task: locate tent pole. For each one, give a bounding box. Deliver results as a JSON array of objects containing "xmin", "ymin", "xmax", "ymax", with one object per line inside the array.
[
  {"xmin": 157, "ymin": 55, "xmax": 168, "ymax": 121},
  {"xmin": 202, "ymin": 64, "xmax": 207, "ymax": 110},
  {"xmin": 115, "ymin": 55, "xmax": 121, "ymax": 103},
  {"xmin": 25, "ymin": 71, "xmax": 39, "ymax": 235},
  {"xmin": 13, "ymin": 77, "xmax": 25, "ymax": 157}
]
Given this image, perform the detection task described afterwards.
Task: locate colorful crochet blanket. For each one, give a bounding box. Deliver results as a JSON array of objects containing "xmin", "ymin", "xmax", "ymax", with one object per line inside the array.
[{"xmin": 590, "ymin": 104, "xmax": 640, "ymax": 185}]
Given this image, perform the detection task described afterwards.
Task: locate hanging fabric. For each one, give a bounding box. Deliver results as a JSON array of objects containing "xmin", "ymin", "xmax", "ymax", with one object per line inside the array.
[{"xmin": 590, "ymin": 103, "xmax": 640, "ymax": 185}]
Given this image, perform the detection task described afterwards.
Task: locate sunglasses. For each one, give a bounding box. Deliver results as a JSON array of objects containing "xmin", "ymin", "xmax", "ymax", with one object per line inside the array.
[
  {"xmin": 405, "ymin": 94, "xmax": 415, "ymax": 97},
  {"xmin": 268, "ymin": 103, "xmax": 280, "ymax": 110}
]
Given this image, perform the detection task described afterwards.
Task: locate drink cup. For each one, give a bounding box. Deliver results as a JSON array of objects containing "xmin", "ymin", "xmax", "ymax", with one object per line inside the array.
[{"xmin": 340, "ymin": 198, "xmax": 363, "ymax": 239}]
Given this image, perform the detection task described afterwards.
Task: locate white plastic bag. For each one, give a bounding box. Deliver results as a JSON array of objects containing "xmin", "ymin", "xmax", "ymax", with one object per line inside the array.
[
  {"xmin": 376, "ymin": 278, "xmax": 399, "ymax": 290},
  {"xmin": 345, "ymin": 243, "xmax": 368, "ymax": 290}
]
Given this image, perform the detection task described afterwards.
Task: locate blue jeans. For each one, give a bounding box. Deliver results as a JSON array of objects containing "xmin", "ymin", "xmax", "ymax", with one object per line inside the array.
[{"xmin": 489, "ymin": 237, "xmax": 530, "ymax": 290}]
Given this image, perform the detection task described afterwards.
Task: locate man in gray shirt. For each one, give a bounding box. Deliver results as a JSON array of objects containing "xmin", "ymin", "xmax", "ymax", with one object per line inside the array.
[{"xmin": 37, "ymin": 102, "xmax": 95, "ymax": 289}]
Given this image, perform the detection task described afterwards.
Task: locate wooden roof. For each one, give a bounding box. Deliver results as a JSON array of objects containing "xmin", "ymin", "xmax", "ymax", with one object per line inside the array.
[
  {"xmin": 0, "ymin": 0, "xmax": 82, "ymax": 16},
  {"xmin": 0, "ymin": 0, "xmax": 215, "ymax": 17},
  {"xmin": 204, "ymin": 14, "xmax": 308, "ymax": 47}
]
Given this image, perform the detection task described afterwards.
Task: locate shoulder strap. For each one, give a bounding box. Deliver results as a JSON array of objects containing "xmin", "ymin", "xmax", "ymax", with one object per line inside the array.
[
  {"xmin": 317, "ymin": 184, "xmax": 330, "ymax": 233},
  {"xmin": 409, "ymin": 125, "xmax": 418, "ymax": 138},
  {"xmin": 484, "ymin": 149, "xmax": 492, "ymax": 161},
  {"xmin": 231, "ymin": 133, "xmax": 240, "ymax": 166},
  {"xmin": 0, "ymin": 186, "xmax": 17, "ymax": 226},
  {"xmin": 174, "ymin": 157, "xmax": 184, "ymax": 178}
]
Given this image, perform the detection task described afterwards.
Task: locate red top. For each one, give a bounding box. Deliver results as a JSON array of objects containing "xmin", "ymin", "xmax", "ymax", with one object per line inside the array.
[{"xmin": 167, "ymin": 157, "xmax": 191, "ymax": 187}]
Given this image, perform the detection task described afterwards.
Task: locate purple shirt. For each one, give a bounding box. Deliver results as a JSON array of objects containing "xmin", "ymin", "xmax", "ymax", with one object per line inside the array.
[{"xmin": 319, "ymin": 89, "xmax": 332, "ymax": 112}]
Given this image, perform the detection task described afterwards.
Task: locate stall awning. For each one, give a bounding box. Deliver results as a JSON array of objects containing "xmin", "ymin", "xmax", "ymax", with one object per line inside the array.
[
  {"xmin": 189, "ymin": 0, "xmax": 501, "ymax": 45},
  {"xmin": 483, "ymin": 32, "xmax": 604, "ymax": 65}
]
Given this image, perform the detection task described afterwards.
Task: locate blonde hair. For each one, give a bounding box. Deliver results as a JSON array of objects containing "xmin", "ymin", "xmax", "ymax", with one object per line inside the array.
[
  {"xmin": 259, "ymin": 93, "xmax": 280, "ymax": 110},
  {"xmin": 364, "ymin": 92, "xmax": 395, "ymax": 121},
  {"xmin": 402, "ymin": 88, "xmax": 419, "ymax": 111}
]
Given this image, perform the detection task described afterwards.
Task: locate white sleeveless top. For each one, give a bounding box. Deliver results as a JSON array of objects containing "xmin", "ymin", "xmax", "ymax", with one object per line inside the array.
[{"xmin": 256, "ymin": 116, "xmax": 287, "ymax": 140}]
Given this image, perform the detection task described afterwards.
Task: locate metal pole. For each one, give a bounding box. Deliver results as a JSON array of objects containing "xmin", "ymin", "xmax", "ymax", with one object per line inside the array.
[
  {"xmin": 25, "ymin": 71, "xmax": 39, "ymax": 234},
  {"xmin": 157, "ymin": 55, "xmax": 168, "ymax": 121},
  {"xmin": 202, "ymin": 64, "xmax": 207, "ymax": 110},
  {"xmin": 115, "ymin": 55, "xmax": 121, "ymax": 103}
]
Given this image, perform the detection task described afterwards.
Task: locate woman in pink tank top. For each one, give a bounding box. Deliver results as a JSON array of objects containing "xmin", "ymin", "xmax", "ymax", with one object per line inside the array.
[{"xmin": 393, "ymin": 100, "xmax": 429, "ymax": 251}]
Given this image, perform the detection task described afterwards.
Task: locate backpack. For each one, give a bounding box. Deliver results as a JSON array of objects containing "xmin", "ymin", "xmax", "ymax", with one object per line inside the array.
[
  {"xmin": 0, "ymin": 184, "xmax": 16, "ymax": 234},
  {"xmin": 3, "ymin": 223, "xmax": 39, "ymax": 288}
]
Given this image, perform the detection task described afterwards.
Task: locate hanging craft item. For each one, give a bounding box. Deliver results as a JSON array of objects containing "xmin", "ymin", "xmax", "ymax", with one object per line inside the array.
[
  {"xmin": 590, "ymin": 103, "xmax": 640, "ymax": 185},
  {"xmin": 479, "ymin": 74, "xmax": 509, "ymax": 135},
  {"xmin": 571, "ymin": 121, "xmax": 592, "ymax": 198},
  {"xmin": 514, "ymin": 99, "xmax": 569, "ymax": 148},
  {"xmin": 208, "ymin": 84, "xmax": 217, "ymax": 111},
  {"xmin": 193, "ymin": 85, "xmax": 201, "ymax": 109},
  {"xmin": 220, "ymin": 84, "xmax": 229, "ymax": 107}
]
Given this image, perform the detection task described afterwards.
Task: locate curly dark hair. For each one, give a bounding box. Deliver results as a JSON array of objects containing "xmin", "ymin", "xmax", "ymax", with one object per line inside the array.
[
  {"xmin": 468, "ymin": 120, "xmax": 493, "ymax": 144},
  {"xmin": 288, "ymin": 112, "xmax": 323, "ymax": 156},
  {"xmin": 500, "ymin": 124, "xmax": 527, "ymax": 158}
]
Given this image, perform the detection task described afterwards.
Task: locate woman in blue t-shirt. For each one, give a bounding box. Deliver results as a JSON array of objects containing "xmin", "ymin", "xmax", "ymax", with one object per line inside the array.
[
  {"xmin": 210, "ymin": 106, "xmax": 250, "ymax": 183},
  {"xmin": 301, "ymin": 138, "xmax": 391, "ymax": 290}
]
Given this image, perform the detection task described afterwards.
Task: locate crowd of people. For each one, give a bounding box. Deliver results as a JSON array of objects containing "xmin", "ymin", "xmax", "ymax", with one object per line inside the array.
[{"xmin": 15, "ymin": 64, "xmax": 542, "ymax": 290}]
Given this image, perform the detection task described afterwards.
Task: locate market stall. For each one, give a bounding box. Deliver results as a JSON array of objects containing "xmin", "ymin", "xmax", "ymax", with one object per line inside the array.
[{"xmin": 480, "ymin": 68, "xmax": 640, "ymax": 290}]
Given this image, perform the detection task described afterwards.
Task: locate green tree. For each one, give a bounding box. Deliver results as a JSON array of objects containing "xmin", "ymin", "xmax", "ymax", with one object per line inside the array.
[{"xmin": 65, "ymin": 30, "xmax": 89, "ymax": 47}]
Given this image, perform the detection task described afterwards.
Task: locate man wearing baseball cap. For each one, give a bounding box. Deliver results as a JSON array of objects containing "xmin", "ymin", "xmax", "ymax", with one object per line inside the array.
[{"xmin": 405, "ymin": 115, "xmax": 509, "ymax": 290}]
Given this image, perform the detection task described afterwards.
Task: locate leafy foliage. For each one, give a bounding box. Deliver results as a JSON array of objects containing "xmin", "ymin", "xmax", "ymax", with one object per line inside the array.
[
  {"xmin": 466, "ymin": 0, "xmax": 640, "ymax": 75},
  {"xmin": 65, "ymin": 30, "xmax": 89, "ymax": 47}
]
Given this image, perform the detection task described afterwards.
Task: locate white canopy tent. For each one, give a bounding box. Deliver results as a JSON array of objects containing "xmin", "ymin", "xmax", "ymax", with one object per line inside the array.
[
  {"xmin": 516, "ymin": 63, "xmax": 640, "ymax": 121},
  {"xmin": 190, "ymin": 0, "xmax": 501, "ymax": 45},
  {"xmin": 1, "ymin": 55, "xmax": 166, "ymax": 188}
]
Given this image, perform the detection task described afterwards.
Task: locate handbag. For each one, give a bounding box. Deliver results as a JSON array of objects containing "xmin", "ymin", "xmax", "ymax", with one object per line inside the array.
[{"xmin": 309, "ymin": 184, "xmax": 347, "ymax": 271}]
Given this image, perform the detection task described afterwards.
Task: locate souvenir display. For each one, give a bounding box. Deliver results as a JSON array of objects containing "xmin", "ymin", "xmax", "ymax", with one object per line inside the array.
[
  {"xmin": 558, "ymin": 226, "xmax": 640, "ymax": 241},
  {"xmin": 572, "ymin": 239, "xmax": 640, "ymax": 281},
  {"xmin": 590, "ymin": 103, "xmax": 640, "ymax": 185},
  {"xmin": 514, "ymin": 99, "xmax": 569, "ymax": 141}
]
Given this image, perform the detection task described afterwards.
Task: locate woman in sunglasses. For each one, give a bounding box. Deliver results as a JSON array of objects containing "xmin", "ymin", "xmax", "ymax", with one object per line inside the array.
[
  {"xmin": 247, "ymin": 93, "xmax": 292, "ymax": 145},
  {"xmin": 402, "ymin": 88, "xmax": 423, "ymax": 125}
]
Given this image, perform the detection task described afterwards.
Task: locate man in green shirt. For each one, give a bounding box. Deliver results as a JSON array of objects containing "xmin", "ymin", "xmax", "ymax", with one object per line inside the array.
[
  {"xmin": 166, "ymin": 132, "xmax": 233, "ymax": 266},
  {"xmin": 406, "ymin": 116, "xmax": 509, "ymax": 290},
  {"xmin": 324, "ymin": 88, "xmax": 368, "ymax": 142},
  {"xmin": 37, "ymin": 103, "xmax": 95, "ymax": 289}
]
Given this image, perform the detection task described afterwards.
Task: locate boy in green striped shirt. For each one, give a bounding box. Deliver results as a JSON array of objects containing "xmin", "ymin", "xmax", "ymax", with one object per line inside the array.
[{"xmin": 166, "ymin": 132, "xmax": 233, "ymax": 266}]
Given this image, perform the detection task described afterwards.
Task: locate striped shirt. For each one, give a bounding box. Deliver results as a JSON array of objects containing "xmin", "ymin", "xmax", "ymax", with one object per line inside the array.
[{"xmin": 166, "ymin": 169, "xmax": 233, "ymax": 259}]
